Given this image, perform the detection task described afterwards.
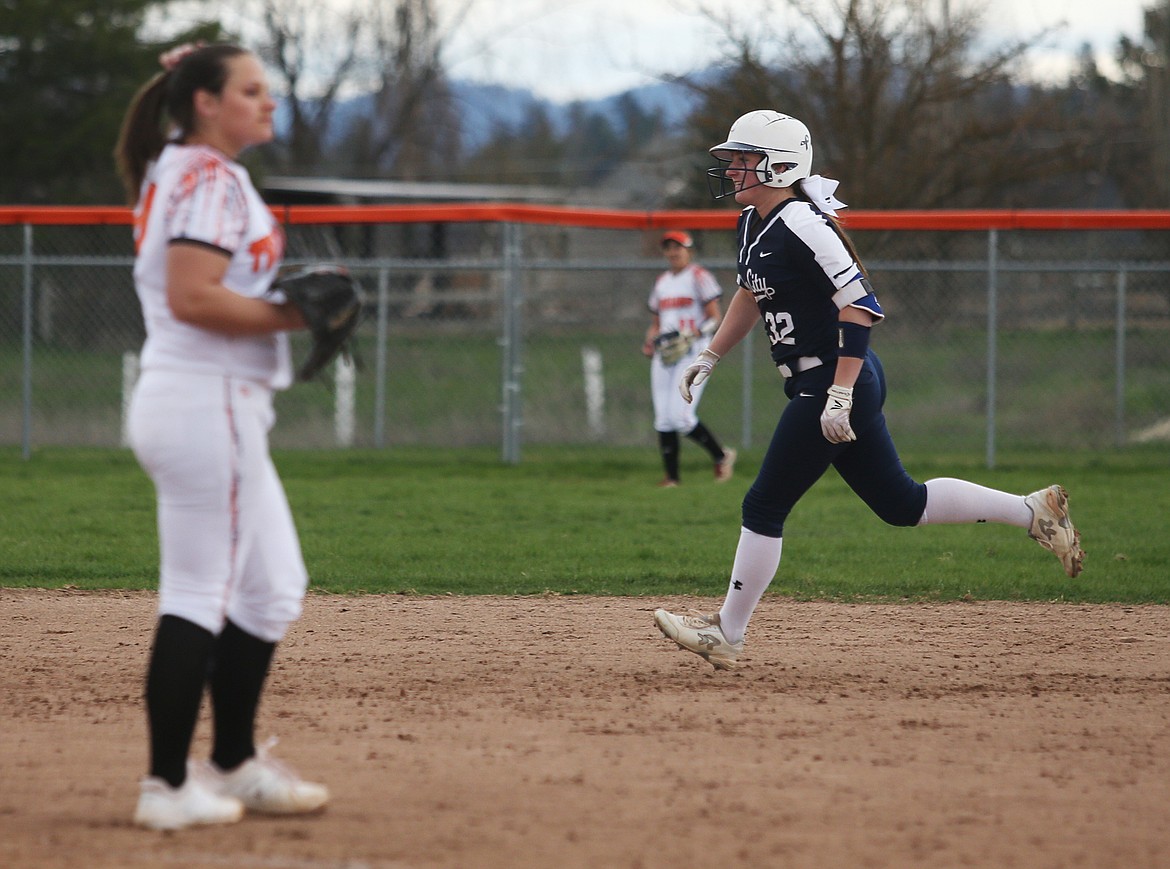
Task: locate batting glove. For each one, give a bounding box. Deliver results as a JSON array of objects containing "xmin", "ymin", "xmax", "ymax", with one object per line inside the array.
[
  {"xmin": 820, "ymin": 385, "xmax": 857, "ymax": 443},
  {"xmin": 679, "ymin": 348, "xmax": 719, "ymax": 403}
]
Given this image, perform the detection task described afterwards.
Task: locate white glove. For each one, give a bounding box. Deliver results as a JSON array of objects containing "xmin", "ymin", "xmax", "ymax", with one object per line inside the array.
[
  {"xmin": 820, "ymin": 385, "xmax": 856, "ymax": 443},
  {"xmin": 679, "ymin": 348, "xmax": 720, "ymax": 403}
]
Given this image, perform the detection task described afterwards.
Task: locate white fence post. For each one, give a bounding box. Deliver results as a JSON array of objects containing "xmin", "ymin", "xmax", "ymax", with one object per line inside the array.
[
  {"xmin": 120, "ymin": 351, "xmax": 139, "ymax": 449},
  {"xmin": 500, "ymin": 221, "xmax": 524, "ymax": 464},
  {"xmin": 335, "ymin": 356, "xmax": 356, "ymax": 447},
  {"xmin": 581, "ymin": 346, "xmax": 605, "ymax": 438}
]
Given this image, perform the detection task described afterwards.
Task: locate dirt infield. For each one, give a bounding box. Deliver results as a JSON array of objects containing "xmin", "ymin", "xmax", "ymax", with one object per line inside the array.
[{"xmin": 3, "ymin": 588, "xmax": 1169, "ymax": 869}]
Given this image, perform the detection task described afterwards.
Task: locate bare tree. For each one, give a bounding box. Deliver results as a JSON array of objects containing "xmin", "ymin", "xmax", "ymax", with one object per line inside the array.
[
  {"xmin": 342, "ymin": 0, "xmax": 463, "ymax": 178},
  {"xmin": 674, "ymin": 0, "xmax": 1094, "ymax": 208},
  {"xmin": 251, "ymin": 0, "xmax": 361, "ymax": 172},
  {"xmin": 244, "ymin": 0, "xmax": 470, "ymax": 177}
]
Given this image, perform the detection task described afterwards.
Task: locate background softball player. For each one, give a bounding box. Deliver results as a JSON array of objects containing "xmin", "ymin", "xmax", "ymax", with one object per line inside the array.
[
  {"xmin": 654, "ymin": 110, "xmax": 1085, "ymax": 670},
  {"xmin": 641, "ymin": 230, "xmax": 736, "ymax": 487},
  {"xmin": 116, "ymin": 42, "xmax": 328, "ymax": 830}
]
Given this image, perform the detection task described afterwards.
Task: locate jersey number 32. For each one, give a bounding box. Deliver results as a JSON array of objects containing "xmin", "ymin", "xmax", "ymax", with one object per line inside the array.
[{"xmin": 764, "ymin": 311, "xmax": 795, "ymax": 346}]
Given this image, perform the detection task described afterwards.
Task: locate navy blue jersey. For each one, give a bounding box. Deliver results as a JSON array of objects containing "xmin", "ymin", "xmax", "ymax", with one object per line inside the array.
[
  {"xmin": 732, "ymin": 198, "xmax": 921, "ymax": 540},
  {"xmin": 735, "ymin": 199, "xmax": 883, "ymax": 368}
]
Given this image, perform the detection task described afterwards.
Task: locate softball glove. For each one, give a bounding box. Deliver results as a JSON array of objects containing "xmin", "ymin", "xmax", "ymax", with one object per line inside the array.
[
  {"xmin": 272, "ymin": 264, "xmax": 365, "ymax": 381},
  {"xmin": 653, "ymin": 330, "xmax": 695, "ymax": 365}
]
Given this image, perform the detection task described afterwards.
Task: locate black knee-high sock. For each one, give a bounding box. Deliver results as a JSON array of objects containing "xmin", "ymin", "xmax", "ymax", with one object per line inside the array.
[
  {"xmin": 657, "ymin": 430, "xmax": 680, "ymax": 481},
  {"xmin": 209, "ymin": 620, "xmax": 276, "ymax": 772},
  {"xmin": 145, "ymin": 615, "xmax": 215, "ymax": 787},
  {"xmin": 686, "ymin": 421, "xmax": 725, "ymax": 462}
]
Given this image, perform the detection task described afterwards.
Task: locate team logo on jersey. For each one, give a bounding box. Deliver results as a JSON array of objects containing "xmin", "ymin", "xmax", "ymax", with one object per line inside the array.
[
  {"xmin": 249, "ymin": 227, "xmax": 284, "ymax": 273},
  {"xmin": 743, "ymin": 267, "xmax": 776, "ymax": 300}
]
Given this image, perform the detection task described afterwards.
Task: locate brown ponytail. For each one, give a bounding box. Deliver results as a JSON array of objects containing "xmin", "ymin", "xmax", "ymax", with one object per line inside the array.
[
  {"xmin": 113, "ymin": 43, "xmax": 249, "ymax": 205},
  {"xmin": 114, "ymin": 72, "xmax": 171, "ymax": 205}
]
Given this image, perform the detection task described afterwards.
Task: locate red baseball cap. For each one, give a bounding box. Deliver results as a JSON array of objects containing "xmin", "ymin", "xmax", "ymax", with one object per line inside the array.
[{"xmin": 661, "ymin": 230, "xmax": 693, "ymax": 248}]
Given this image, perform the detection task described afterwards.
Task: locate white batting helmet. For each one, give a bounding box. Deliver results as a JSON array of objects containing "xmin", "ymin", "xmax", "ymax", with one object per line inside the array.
[{"xmin": 707, "ymin": 110, "xmax": 813, "ymax": 198}]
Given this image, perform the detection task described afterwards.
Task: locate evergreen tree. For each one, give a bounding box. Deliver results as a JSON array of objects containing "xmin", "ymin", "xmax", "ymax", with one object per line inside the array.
[
  {"xmin": 0, "ymin": 0, "xmax": 219, "ymax": 203},
  {"xmin": 1108, "ymin": 0, "xmax": 1170, "ymax": 206}
]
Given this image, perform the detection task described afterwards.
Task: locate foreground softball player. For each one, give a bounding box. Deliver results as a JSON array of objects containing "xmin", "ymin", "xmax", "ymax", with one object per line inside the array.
[
  {"xmin": 641, "ymin": 231, "xmax": 736, "ymax": 486},
  {"xmin": 115, "ymin": 42, "xmax": 328, "ymax": 830},
  {"xmin": 654, "ymin": 110, "xmax": 1085, "ymax": 670}
]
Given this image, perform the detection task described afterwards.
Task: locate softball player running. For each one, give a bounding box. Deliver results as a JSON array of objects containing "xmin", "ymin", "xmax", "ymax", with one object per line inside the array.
[
  {"xmin": 115, "ymin": 42, "xmax": 328, "ymax": 830},
  {"xmin": 654, "ymin": 110, "xmax": 1085, "ymax": 670},
  {"xmin": 641, "ymin": 231, "xmax": 736, "ymax": 487}
]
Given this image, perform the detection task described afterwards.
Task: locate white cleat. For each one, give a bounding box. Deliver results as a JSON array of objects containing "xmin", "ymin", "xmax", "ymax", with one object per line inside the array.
[
  {"xmin": 654, "ymin": 609, "xmax": 742, "ymax": 670},
  {"xmin": 203, "ymin": 739, "xmax": 329, "ymax": 815},
  {"xmin": 133, "ymin": 775, "xmax": 244, "ymax": 831},
  {"xmin": 1025, "ymin": 484, "xmax": 1085, "ymax": 578}
]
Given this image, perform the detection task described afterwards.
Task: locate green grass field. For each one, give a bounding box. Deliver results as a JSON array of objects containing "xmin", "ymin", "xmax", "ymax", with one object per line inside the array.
[
  {"xmin": 6, "ymin": 322, "xmax": 1170, "ymax": 453},
  {"xmin": 3, "ymin": 445, "xmax": 1166, "ymax": 603}
]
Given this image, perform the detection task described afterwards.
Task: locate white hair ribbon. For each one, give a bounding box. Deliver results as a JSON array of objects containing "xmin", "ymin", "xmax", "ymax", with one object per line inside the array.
[{"xmin": 799, "ymin": 175, "xmax": 847, "ymax": 217}]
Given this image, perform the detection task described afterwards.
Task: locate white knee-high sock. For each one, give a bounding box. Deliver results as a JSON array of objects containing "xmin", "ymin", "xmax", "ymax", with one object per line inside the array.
[
  {"xmin": 918, "ymin": 478, "xmax": 1032, "ymax": 527},
  {"xmin": 717, "ymin": 527, "xmax": 782, "ymax": 646}
]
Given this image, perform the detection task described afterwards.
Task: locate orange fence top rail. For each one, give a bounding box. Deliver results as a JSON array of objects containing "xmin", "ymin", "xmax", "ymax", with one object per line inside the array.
[
  {"xmin": 4, "ymin": 204, "xmax": 1170, "ymax": 231},
  {"xmin": 0, "ymin": 206, "xmax": 134, "ymax": 225}
]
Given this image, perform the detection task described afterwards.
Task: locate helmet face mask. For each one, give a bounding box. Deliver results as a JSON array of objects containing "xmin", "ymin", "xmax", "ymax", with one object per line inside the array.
[
  {"xmin": 706, "ymin": 150, "xmax": 775, "ymax": 200},
  {"xmin": 707, "ymin": 110, "xmax": 813, "ymax": 200}
]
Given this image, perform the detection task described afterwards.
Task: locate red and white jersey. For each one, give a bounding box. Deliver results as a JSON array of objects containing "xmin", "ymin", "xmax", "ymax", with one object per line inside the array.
[
  {"xmin": 132, "ymin": 143, "xmax": 291, "ymax": 388},
  {"xmin": 648, "ymin": 263, "xmax": 722, "ymax": 335}
]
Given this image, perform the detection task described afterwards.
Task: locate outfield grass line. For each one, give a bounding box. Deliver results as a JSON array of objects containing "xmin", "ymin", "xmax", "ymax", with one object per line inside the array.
[{"xmin": 4, "ymin": 446, "xmax": 1167, "ymax": 603}]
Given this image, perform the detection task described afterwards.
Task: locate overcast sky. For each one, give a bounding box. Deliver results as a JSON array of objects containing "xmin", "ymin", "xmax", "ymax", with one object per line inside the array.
[
  {"xmin": 437, "ymin": 0, "xmax": 1152, "ymax": 102},
  {"xmin": 154, "ymin": 0, "xmax": 1154, "ymax": 102}
]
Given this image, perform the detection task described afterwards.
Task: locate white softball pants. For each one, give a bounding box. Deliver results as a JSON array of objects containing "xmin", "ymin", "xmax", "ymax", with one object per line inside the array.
[
  {"xmin": 128, "ymin": 370, "xmax": 309, "ymax": 643},
  {"xmin": 651, "ymin": 340, "xmax": 709, "ymax": 433}
]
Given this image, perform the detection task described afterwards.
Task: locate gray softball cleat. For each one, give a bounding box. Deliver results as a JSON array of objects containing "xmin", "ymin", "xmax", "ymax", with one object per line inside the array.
[
  {"xmin": 1025, "ymin": 484, "xmax": 1085, "ymax": 578},
  {"xmin": 654, "ymin": 609, "xmax": 743, "ymax": 670}
]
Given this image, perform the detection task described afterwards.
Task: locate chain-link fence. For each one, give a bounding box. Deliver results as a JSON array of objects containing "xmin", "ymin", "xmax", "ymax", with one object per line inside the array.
[{"xmin": 3, "ymin": 207, "xmax": 1169, "ymax": 464}]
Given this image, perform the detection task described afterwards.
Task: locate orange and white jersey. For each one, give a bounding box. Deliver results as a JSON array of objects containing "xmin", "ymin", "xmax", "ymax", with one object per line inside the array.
[
  {"xmin": 132, "ymin": 143, "xmax": 291, "ymax": 389},
  {"xmin": 648, "ymin": 264, "xmax": 722, "ymax": 336}
]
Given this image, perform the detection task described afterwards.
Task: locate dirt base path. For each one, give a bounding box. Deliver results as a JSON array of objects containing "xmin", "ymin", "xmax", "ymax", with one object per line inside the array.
[{"xmin": 3, "ymin": 589, "xmax": 1169, "ymax": 869}]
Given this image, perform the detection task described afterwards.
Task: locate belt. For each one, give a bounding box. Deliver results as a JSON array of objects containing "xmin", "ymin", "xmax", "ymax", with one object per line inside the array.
[{"xmin": 777, "ymin": 355, "xmax": 824, "ymax": 379}]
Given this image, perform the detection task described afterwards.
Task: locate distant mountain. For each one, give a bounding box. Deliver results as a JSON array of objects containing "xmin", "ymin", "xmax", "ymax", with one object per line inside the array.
[
  {"xmin": 448, "ymin": 81, "xmax": 553, "ymax": 150},
  {"xmin": 587, "ymin": 79, "xmax": 706, "ymax": 129},
  {"xmin": 449, "ymin": 77, "xmax": 704, "ymax": 150},
  {"xmin": 275, "ymin": 76, "xmax": 705, "ymax": 156}
]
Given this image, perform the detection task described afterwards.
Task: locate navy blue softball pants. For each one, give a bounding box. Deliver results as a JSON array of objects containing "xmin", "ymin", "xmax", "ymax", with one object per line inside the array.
[{"xmin": 742, "ymin": 350, "xmax": 928, "ymax": 538}]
